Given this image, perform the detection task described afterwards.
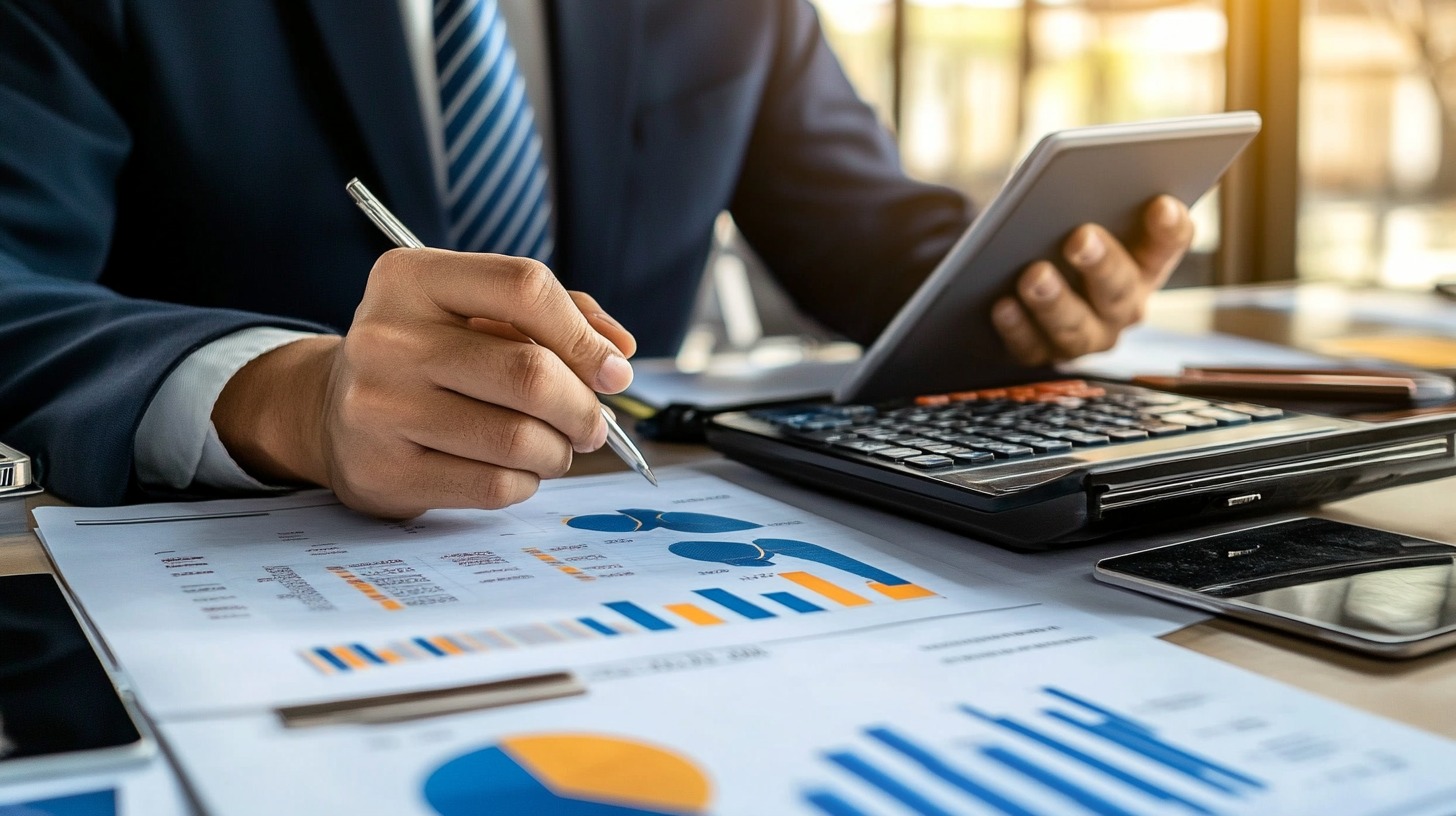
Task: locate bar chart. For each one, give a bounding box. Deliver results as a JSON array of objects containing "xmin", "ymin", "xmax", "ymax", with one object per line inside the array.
[
  {"xmin": 802, "ymin": 687, "xmax": 1266, "ymax": 816},
  {"xmin": 162, "ymin": 606, "xmax": 1456, "ymax": 815},
  {"xmin": 301, "ymin": 567, "xmax": 937, "ymax": 675}
]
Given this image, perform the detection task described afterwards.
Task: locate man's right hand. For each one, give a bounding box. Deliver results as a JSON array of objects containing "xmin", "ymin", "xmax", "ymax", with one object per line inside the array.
[{"xmin": 212, "ymin": 248, "xmax": 636, "ymax": 518}]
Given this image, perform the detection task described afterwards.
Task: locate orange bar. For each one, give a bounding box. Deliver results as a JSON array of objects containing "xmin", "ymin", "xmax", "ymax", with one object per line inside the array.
[
  {"xmin": 666, "ymin": 603, "xmax": 725, "ymax": 626},
  {"xmin": 381, "ymin": 600, "xmax": 404, "ymax": 611},
  {"xmin": 869, "ymin": 582, "xmax": 936, "ymax": 600},
  {"xmin": 330, "ymin": 645, "xmax": 368, "ymax": 669},
  {"xmin": 781, "ymin": 572, "xmax": 870, "ymax": 606},
  {"xmin": 375, "ymin": 649, "xmax": 403, "ymax": 664},
  {"xmin": 430, "ymin": 636, "xmax": 465, "ymax": 656},
  {"xmin": 302, "ymin": 651, "xmax": 337, "ymax": 674}
]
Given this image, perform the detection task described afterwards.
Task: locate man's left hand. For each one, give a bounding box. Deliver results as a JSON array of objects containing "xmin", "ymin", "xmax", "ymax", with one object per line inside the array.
[{"xmin": 991, "ymin": 194, "xmax": 1194, "ymax": 365}]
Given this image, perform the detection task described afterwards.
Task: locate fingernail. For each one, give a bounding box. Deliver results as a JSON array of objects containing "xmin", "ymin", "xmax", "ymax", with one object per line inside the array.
[
  {"xmin": 993, "ymin": 301, "xmax": 1021, "ymax": 327},
  {"xmin": 592, "ymin": 311, "xmax": 625, "ymax": 332},
  {"xmin": 1030, "ymin": 268, "xmax": 1061, "ymax": 301},
  {"xmin": 1073, "ymin": 231, "xmax": 1105, "ymax": 266},
  {"xmin": 1155, "ymin": 196, "xmax": 1182, "ymax": 228},
  {"xmin": 594, "ymin": 354, "xmax": 633, "ymax": 394}
]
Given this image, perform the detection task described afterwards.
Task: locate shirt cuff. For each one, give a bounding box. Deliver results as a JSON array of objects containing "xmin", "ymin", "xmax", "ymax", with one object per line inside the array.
[{"xmin": 134, "ymin": 328, "xmax": 324, "ymax": 492}]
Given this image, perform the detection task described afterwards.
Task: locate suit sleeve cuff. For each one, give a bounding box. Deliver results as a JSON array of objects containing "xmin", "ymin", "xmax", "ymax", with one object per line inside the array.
[{"xmin": 134, "ymin": 327, "xmax": 325, "ymax": 492}]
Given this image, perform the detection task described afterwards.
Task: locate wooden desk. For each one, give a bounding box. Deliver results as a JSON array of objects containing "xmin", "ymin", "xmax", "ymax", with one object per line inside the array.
[{"xmin": 4, "ymin": 282, "xmax": 1454, "ymax": 741}]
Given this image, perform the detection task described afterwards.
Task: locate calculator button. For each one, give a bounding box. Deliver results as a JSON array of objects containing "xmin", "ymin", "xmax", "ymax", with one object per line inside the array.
[
  {"xmin": 1138, "ymin": 421, "xmax": 1188, "ymax": 436},
  {"xmin": 1192, "ymin": 408, "xmax": 1253, "ymax": 425},
  {"xmin": 889, "ymin": 436, "xmax": 940, "ymax": 448},
  {"xmin": 871, "ymin": 447, "xmax": 924, "ymax": 461},
  {"xmin": 904, "ymin": 454, "xmax": 954, "ymax": 470},
  {"xmin": 1158, "ymin": 412, "xmax": 1219, "ymax": 429},
  {"xmin": 950, "ymin": 450, "xmax": 996, "ymax": 464},
  {"xmin": 1217, "ymin": 402, "xmax": 1285, "ymax": 420},
  {"xmin": 966, "ymin": 442, "xmax": 1034, "ymax": 459},
  {"xmin": 833, "ymin": 440, "xmax": 893, "ymax": 454},
  {"xmin": 1024, "ymin": 438, "xmax": 1075, "ymax": 453}
]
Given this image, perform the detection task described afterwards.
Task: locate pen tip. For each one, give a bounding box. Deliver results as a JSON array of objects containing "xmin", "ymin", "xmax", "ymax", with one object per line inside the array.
[{"xmin": 643, "ymin": 466, "xmax": 659, "ymax": 487}]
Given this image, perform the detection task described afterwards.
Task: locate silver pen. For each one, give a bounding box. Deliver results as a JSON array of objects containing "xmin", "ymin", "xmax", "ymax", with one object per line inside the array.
[{"xmin": 346, "ymin": 178, "xmax": 658, "ymax": 486}]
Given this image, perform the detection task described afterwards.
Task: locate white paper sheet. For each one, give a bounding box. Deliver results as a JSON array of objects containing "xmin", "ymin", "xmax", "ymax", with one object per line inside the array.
[
  {"xmin": 1065, "ymin": 324, "xmax": 1336, "ymax": 380},
  {"xmin": 161, "ymin": 611, "xmax": 1456, "ymax": 816},
  {"xmin": 36, "ymin": 472, "xmax": 1035, "ymax": 718},
  {"xmin": 625, "ymin": 356, "xmax": 855, "ymax": 411},
  {"xmin": 694, "ymin": 460, "xmax": 1212, "ymax": 636}
]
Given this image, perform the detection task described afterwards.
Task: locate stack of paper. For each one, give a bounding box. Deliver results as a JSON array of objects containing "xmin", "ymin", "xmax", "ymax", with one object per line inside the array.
[{"xmin": 30, "ymin": 467, "xmax": 1456, "ymax": 814}]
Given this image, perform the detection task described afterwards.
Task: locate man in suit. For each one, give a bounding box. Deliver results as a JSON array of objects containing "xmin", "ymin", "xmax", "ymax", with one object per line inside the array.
[{"xmin": 0, "ymin": 0, "xmax": 1192, "ymax": 515}]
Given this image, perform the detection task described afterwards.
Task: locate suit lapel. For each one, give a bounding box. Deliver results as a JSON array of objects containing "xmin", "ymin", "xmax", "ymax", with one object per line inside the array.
[
  {"xmin": 302, "ymin": 0, "xmax": 448, "ymax": 247},
  {"xmin": 549, "ymin": 0, "xmax": 641, "ymax": 298}
]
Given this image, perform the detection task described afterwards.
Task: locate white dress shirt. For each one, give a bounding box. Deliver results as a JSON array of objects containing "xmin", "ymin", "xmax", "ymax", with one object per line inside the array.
[{"xmin": 133, "ymin": 0, "xmax": 552, "ymax": 491}]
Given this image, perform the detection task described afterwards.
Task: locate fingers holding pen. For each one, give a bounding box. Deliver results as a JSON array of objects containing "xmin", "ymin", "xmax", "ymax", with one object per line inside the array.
[
  {"xmin": 569, "ymin": 290, "xmax": 638, "ymax": 358},
  {"xmin": 342, "ymin": 447, "xmax": 543, "ymax": 518},
  {"xmin": 308, "ymin": 248, "xmax": 639, "ymax": 517},
  {"xmin": 384, "ymin": 249, "xmax": 635, "ymax": 395},
  {"xmin": 421, "ymin": 324, "xmax": 609, "ymax": 453}
]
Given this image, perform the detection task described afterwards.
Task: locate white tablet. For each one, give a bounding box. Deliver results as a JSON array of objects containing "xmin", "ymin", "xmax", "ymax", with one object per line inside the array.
[{"xmin": 836, "ymin": 111, "xmax": 1262, "ymax": 403}]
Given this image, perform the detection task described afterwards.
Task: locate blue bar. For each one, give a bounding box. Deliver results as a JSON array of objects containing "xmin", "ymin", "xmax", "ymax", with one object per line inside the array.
[
  {"xmin": 959, "ymin": 705, "xmax": 1215, "ymax": 815},
  {"xmin": 351, "ymin": 643, "xmax": 387, "ymax": 665},
  {"xmin": 982, "ymin": 746, "xmax": 1140, "ymax": 816},
  {"xmin": 578, "ymin": 617, "xmax": 619, "ymax": 636},
  {"xmin": 867, "ymin": 728, "xmax": 1036, "ymax": 816},
  {"xmin": 604, "ymin": 601, "xmax": 675, "ymax": 631},
  {"xmin": 312, "ymin": 648, "xmax": 350, "ymax": 671},
  {"xmin": 1046, "ymin": 687, "xmax": 1153, "ymax": 733},
  {"xmin": 413, "ymin": 637, "xmax": 447, "ymax": 657},
  {"xmin": 764, "ymin": 591, "xmax": 824, "ymax": 613},
  {"xmin": 1044, "ymin": 687, "xmax": 1264, "ymax": 792},
  {"xmin": 694, "ymin": 588, "xmax": 776, "ymax": 620},
  {"xmin": 826, "ymin": 751, "xmax": 956, "ymax": 816},
  {"xmin": 804, "ymin": 789, "xmax": 872, "ymax": 816},
  {"xmin": 1047, "ymin": 713, "xmax": 1253, "ymax": 795}
]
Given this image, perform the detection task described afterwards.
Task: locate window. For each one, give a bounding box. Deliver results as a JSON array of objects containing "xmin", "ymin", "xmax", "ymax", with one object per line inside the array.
[
  {"xmin": 1300, "ymin": 0, "xmax": 1456, "ymax": 288},
  {"xmin": 815, "ymin": 0, "xmax": 1230, "ymax": 285}
]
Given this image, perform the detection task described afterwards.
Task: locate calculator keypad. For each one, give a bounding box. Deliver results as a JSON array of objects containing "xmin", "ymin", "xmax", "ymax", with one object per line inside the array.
[{"xmin": 749, "ymin": 379, "xmax": 1284, "ymax": 473}]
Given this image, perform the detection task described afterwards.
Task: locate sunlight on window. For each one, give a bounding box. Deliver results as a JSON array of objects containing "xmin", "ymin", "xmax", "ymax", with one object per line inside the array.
[
  {"xmin": 1301, "ymin": 1, "xmax": 1456, "ymax": 288},
  {"xmin": 813, "ymin": 0, "xmax": 1226, "ymax": 282}
]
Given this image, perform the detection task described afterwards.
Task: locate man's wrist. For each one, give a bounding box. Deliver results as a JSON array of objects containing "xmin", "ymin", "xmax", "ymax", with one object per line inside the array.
[{"xmin": 212, "ymin": 334, "xmax": 340, "ymax": 488}]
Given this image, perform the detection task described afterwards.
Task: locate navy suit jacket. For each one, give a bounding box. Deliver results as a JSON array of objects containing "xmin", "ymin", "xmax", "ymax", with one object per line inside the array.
[{"xmin": 0, "ymin": 0, "xmax": 970, "ymax": 505}]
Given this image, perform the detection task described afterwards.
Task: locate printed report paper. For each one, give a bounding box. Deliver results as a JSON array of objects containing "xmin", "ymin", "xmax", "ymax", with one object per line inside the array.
[
  {"xmin": 36, "ymin": 471, "xmax": 1038, "ymax": 718},
  {"xmin": 161, "ymin": 610, "xmax": 1456, "ymax": 816}
]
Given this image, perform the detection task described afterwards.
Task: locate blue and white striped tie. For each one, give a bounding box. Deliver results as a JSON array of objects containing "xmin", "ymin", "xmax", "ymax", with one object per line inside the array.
[{"xmin": 435, "ymin": 0, "xmax": 554, "ymax": 263}]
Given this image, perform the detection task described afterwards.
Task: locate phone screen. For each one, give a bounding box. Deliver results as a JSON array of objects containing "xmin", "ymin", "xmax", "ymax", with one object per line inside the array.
[
  {"xmin": 0, "ymin": 573, "xmax": 144, "ymax": 763},
  {"xmin": 1096, "ymin": 517, "xmax": 1456, "ymax": 655}
]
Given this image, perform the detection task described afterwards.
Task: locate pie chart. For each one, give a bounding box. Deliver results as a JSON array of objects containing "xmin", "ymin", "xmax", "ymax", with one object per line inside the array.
[{"xmin": 422, "ymin": 733, "xmax": 712, "ymax": 815}]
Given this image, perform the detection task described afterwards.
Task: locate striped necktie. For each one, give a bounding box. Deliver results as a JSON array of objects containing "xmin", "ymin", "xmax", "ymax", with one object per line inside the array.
[{"xmin": 434, "ymin": 0, "xmax": 554, "ymax": 263}]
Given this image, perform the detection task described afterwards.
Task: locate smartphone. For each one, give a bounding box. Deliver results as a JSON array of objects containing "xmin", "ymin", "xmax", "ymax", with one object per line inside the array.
[
  {"xmin": 837, "ymin": 111, "xmax": 1262, "ymax": 403},
  {"xmin": 1095, "ymin": 517, "xmax": 1456, "ymax": 658},
  {"xmin": 0, "ymin": 573, "xmax": 155, "ymax": 779}
]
